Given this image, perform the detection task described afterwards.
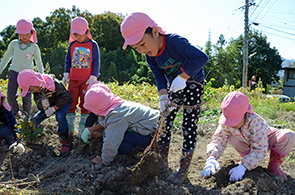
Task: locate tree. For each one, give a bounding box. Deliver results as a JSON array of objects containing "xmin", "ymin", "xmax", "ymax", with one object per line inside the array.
[
  {"xmin": 91, "ymin": 12, "xmax": 124, "ymax": 51},
  {"xmin": 246, "ymin": 30, "xmax": 282, "ymax": 88},
  {"xmin": 203, "ymin": 41, "xmax": 214, "ymax": 81},
  {"xmin": 217, "ymin": 34, "xmax": 226, "ymax": 48},
  {"xmin": 209, "ymin": 29, "xmax": 282, "ymax": 88}
]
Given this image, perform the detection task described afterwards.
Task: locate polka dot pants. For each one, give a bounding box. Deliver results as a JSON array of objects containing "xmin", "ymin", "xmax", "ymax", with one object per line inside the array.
[{"xmin": 159, "ymin": 82, "xmax": 204, "ymax": 151}]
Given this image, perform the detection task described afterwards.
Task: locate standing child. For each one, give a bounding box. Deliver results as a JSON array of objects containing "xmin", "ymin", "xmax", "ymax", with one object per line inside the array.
[
  {"xmin": 0, "ymin": 90, "xmax": 25, "ymax": 154},
  {"xmin": 200, "ymin": 91, "xmax": 295, "ymax": 181},
  {"xmin": 62, "ymin": 17, "xmax": 100, "ymax": 136},
  {"xmin": 82, "ymin": 81, "xmax": 160, "ymax": 165},
  {"xmin": 0, "ymin": 19, "xmax": 44, "ymax": 118},
  {"xmin": 120, "ymin": 12, "xmax": 209, "ymax": 184},
  {"xmin": 17, "ymin": 69, "xmax": 73, "ymax": 157}
]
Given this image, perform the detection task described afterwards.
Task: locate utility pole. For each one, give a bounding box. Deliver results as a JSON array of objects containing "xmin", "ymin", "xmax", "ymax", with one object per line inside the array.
[{"xmin": 243, "ymin": 0, "xmax": 249, "ymax": 88}]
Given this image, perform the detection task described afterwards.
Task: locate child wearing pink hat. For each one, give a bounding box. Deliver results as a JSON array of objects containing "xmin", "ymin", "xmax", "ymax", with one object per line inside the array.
[
  {"xmin": 17, "ymin": 69, "xmax": 73, "ymax": 157},
  {"xmin": 82, "ymin": 81, "xmax": 160, "ymax": 166},
  {"xmin": 62, "ymin": 17, "xmax": 100, "ymax": 137},
  {"xmin": 121, "ymin": 12, "xmax": 209, "ymax": 184},
  {"xmin": 201, "ymin": 91, "xmax": 295, "ymax": 181},
  {"xmin": 0, "ymin": 19, "xmax": 44, "ymax": 118},
  {"xmin": 0, "ymin": 90, "xmax": 25, "ymax": 154}
]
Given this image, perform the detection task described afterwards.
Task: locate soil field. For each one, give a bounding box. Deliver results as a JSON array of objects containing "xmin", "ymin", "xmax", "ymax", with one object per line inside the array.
[{"xmin": 1, "ymin": 114, "xmax": 295, "ymax": 195}]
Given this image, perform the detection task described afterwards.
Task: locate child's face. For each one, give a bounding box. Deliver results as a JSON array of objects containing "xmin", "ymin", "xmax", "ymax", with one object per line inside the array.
[
  {"xmin": 230, "ymin": 115, "xmax": 246, "ymax": 129},
  {"xmin": 73, "ymin": 32, "xmax": 88, "ymax": 43},
  {"xmin": 29, "ymin": 86, "xmax": 41, "ymax": 94},
  {"xmin": 18, "ymin": 32, "xmax": 32, "ymax": 44},
  {"xmin": 130, "ymin": 28, "xmax": 163, "ymax": 57}
]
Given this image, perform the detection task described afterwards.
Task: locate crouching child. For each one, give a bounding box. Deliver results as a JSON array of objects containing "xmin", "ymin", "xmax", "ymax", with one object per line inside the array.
[
  {"xmin": 17, "ymin": 69, "xmax": 73, "ymax": 157},
  {"xmin": 81, "ymin": 81, "xmax": 160, "ymax": 165},
  {"xmin": 0, "ymin": 90, "xmax": 25, "ymax": 154}
]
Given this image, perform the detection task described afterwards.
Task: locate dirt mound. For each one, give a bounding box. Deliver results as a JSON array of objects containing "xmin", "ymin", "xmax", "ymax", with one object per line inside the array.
[{"xmin": 1, "ymin": 119, "xmax": 295, "ymax": 194}]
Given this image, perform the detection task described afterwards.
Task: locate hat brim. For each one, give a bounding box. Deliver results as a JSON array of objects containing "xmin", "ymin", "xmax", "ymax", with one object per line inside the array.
[
  {"xmin": 122, "ymin": 30, "xmax": 145, "ymax": 50},
  {"xmin": 21, "ymin": 88, "xmax": 29, "ymax": 97},
  {"xmin": 218, "ymin": 113, "xmax": 244, "ymax": 127},
  {"xmin": 71, "ymin": 29, "xmax": 87, "ymax": 35},
  {"xmin": 15, "ymin": 29, "xmax": 31, "ymax": 34}
]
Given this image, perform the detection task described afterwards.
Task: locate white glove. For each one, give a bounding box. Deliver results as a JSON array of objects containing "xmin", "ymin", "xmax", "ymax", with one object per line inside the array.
[
  {"xmin": 45, "ymin": 106, "xmax": 56, "ymax": 117},
  {"xmin": 42, "ymin": 99, "xmax": 50, "ymax": 110},
  {"xmin": 229, "ymin": 164, "xmax": 247, "ymax": 182},
  {"xmin": 200, "ymin": 156, "xmax": 220, "ymax": 177},
  {"xmin": 79, "ymin": 128, "xmax": 90, "ymax": 143},
  {"xmin": 170, "ymin": 75, "xmax": 187, "ymax": 92},
  {"xmin": 159, "ymin": 94, "xmax": 169, "ymax": 113},
  {"xmin": 86, "ymin": 75, "xmax": 97, "ymax": 85},
  {"xmin": 9, "ymin": 142, "xmax": 25, "ymax": 154},
  {"xmin": 62, "ymin": 73, "xmax": 69, "ymax": 85}
]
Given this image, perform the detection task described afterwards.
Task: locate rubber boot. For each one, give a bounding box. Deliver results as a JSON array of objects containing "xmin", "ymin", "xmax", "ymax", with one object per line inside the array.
[
  {"xmin": 268, "ymin": 147, "xmax": 288, "ymax": 180},
  {"xmin": 167, "ymin": 149, "xmax": 194, "ymax": 185},
  {"xmin": 66, "ymin": 113, "xmax": 76, "ymax": 132},
  {"xmin": 58, "ymin": 129, "xmax": 71, "ymax": 157},
  {"xmin": 78, "ymin": 114, "xmax": 88, "ymax": 136},
  {"xmin": 156, "ymin": 142, "xmax": 170, "ymax": 171}
]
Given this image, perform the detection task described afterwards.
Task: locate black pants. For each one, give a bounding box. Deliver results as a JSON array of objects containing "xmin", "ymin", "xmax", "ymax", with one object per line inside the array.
[{"xmin": 159, "ymin": 82, "xmax": 204, "ymax": 151}]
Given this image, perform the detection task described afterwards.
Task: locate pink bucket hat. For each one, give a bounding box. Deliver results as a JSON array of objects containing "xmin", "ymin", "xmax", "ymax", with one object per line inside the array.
[
  {"xmin": 0, "ymin": 90, "xmax": 11, "ymax": 111},
  {"xmin": 83, "ymin": 81, "xmax": 124, "ymax": 116},
  {"xmin": 218, "ymin": 91, "xmax": 253, "ymax": 126},
  {"xmin": 15, "ymin": 19, "xmax": 38, "ymax": 43},
  {"xmin": 17, "ymin": 69, "xmax": 56, "ymax": 97},
  {"xmin": 120, "ymin": 12, "xmax": 165, "ymax": 50},
  {"xmin": 69, "ymin": 17, "xmax": 92, "ymax": 43}
]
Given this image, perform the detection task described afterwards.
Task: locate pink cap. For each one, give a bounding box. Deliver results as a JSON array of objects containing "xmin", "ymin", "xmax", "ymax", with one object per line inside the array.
[
  {"xmin": 120, "ymin": 12, "xmax": 165, "ymax": 50},
  {"xmin": 0, "ymin": 90, "xmax": 11, "ymax": 111},
  {"xmin": 83, "ymin": 81, "xmax": 124, "ymax": 116},
  {"xmin": 17, "ymin": 69, "xmax": 55, "ymax": 97},
  {"xmin": 218, "ymin": 91, "xmax": 253, "ymax": 126},
  {"xmin": 69, "ymin": 17, "xmax": 92, "ymax": 43},
  {"xmin": 15, "ymin": 19, "xmax": 38, "ymax": 43}
]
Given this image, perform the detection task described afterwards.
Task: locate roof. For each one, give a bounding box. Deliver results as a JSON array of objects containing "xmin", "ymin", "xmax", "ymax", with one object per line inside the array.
[{"xmin": 281, "ymin": 66, "xmax": 295, "ymax": 70}]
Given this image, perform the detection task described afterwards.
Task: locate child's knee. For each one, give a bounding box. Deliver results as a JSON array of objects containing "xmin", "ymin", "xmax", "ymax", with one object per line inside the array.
[{"xmin": 0, "ymin": 125, "xmax": 14, "ymax": 145}]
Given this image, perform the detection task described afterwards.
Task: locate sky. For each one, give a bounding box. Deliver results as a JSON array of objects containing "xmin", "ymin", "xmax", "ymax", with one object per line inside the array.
[{"xmin": 0, "ymin": 0, "xmax": 294, "ymax": 60}]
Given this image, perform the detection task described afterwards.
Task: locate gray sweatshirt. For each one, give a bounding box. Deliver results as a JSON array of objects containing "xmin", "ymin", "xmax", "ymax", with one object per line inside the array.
[{"xmin": 101, "ymin": 101, "xmax": 160, "ymax": 165}]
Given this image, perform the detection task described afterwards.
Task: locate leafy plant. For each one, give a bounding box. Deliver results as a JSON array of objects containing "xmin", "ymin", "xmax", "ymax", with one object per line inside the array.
[{"xmin": 18, "ymin": 118, "xmax": 43, "ymax": 142}]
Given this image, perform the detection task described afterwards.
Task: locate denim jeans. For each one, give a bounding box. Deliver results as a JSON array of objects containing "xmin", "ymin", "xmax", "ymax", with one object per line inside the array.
[
  {"xmin": 33, "ymin": 103, "xmax": 71, "ymax": 134},
  {"xmin": 118, "ymin": 131, "xmax": 153, "ymax": 154},
  {"xmin": 0, "ymin": 124, "xmax": 14, "ymax": 146}
]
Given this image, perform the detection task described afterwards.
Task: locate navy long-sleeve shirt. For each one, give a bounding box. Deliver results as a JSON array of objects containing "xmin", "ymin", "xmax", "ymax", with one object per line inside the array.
[{"xmin": 146, "ymin": 34, "xmax": 208, "ymax": 91}]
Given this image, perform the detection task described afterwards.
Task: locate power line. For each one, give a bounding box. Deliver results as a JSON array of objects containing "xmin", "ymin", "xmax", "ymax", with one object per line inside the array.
[
  {"xmin": 258, "ymin": 24, "xmax": 295, "ymax": 36},
  {"xmin": 258, "ymin": 0, "xmax": 278, "ymax": 22},
  {"xmin": 252, "ymin": 25, "xmax": 295, "ymax": 41},
  {"xmin": 249, "ymin": 0, "xmax": 262, "ymax": 18},
  {"xmin": 252, "ymin": 0, "xmax": 270, "ymax": 22}
]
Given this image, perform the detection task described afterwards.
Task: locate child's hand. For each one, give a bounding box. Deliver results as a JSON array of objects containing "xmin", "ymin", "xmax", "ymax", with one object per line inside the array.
[
  {"xmin": 42, "ymin": 99, "xmax": 50, "ymax": 110},
  {"xmin": 159, "ymin": 94, "xmax": 175, "ymax": 114},
  {"xmin": 200, "ymin": 156, "xmax": 220, "ymax": 177},
  {"xmin": 92, "ymin": 156, "xmax": 103, "ymax": 164},
  {"xmin": 159, "ymin": 94, "xmax": 169, "ymax": 113},
  {"xmin": 229, "ymin": 164, "xmax": 246, "ymax": 182},
  {"xmin": 9, "ymin": 142, "xmax": 25, "ymax": 154},
  {"xmin": 89, "ymin": 130, "xmax": 103, "ymax": 139},
  {"xmin": 86, "ymin": 75, "xmax": 97, "ymax": 85},
  {"xmin": 62, "ymin": 73, "xmax": 69, "ymax": 85},
  {"xmin": 170, "ymin": 75, "xmax": 187, "ymax": 92},
  {"xmin": 45, "ymin": 107, "xmax": 56, "ymax": 117}
]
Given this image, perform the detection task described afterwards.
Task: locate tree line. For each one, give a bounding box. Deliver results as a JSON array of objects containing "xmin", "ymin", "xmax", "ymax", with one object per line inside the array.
[{"xmin": 0, "ymin": 6, "xmax": 282, "ymax": 88}]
